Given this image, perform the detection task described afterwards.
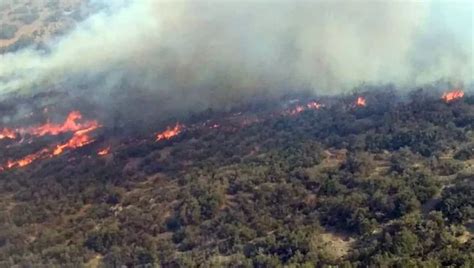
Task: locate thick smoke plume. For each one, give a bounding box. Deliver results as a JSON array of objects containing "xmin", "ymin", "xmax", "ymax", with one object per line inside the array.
[{"xmin": 0, "ymin": 0, "xmax": 472, "ymax": 114}]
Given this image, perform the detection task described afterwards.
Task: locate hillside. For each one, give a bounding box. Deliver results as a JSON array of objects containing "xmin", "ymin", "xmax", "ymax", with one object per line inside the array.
[
  {"xmin": 0, "ymin": 88, "xmax": 473, "ymax": 267},
  {"xmin": 0, "ymin": 0, "xmax": 93, "ymax": 53}
]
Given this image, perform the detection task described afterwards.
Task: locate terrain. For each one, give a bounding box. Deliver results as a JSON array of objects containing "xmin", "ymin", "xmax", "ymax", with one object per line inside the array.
[
  {"xmin": 0, "ymin": 88, "xmax": 473, "ymax": 267},
  {"xmin": 1, "ymin": 0, "xmax": 473, "ymax": 267},
  {"xmin": 0, "ymin": 0, "xmax": 93, "ymax": 53}
]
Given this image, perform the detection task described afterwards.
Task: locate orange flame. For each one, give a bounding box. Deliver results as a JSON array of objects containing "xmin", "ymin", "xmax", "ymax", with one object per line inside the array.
[
  {"xmin": 1, "ymin": 111, "xmax": 99, "ymax": 140},
  {"xmin": 6, "ymin": 149, "xmax": 49, "ymax": 169},
  {"xmin": 0, "ymin": 128, "xmax": 16, "ymax": 140},
  {"xmin": 442, "ymin": 89, "xmax": 464, "ymax": 103},
  {"xmin": 53, "ymin": 126, "xmax": 98, "ymax": 156},
  {"xmin": 287, "ymin": 101, "xmax": 323, "ymax": 115},
  {"xmin": 156, "ymin": 123, "xmax": 183, "ymax": 141},
  {"xmin": 98, "ymin": 147, "xmax": 111, "ymax": 156},
  {"xmin": 1, "ymin": 111, "xmax": 101, "ymax": 171},
  {"xmin": 355, "ymin": 97, "xmax": 366, "ymax": 107},
  {"xmin": 26, "ymin": 111, "xmax": 97, "ymax": 137}
]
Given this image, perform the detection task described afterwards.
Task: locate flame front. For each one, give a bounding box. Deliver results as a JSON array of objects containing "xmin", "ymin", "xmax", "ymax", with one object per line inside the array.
[
  {"xmin": 6, "ymin": 149, "xmax": 50, "ymax": 169},
  {"xmin": 442, "ymin": 89, "xmax": 464, "ymax": 103},
  {"xmin": 287, "ymin": 101, "xmax": 323, "ymax": 115},
  {"xmin": 1, "ymin": 111, "xmax": 101, "ymax": 171},
  {"xmin": 53, "ymin": 126, "xmax": 98, "ymax": 155},
  {"xmin": 156, "ymin": 123, "xmax": 183, "ymax": 141},
  {"xmin": 1, "ymin": 111, "xmax": 99, "ymax": 140},
  {"xmin": 356, "ymin": 97, "xmax": 367, "ymax": 107},
  {"xmin": 27, "ymin": 111, "xmax": 97, "ymax": 137},
  {"xmin": 0, "ymin": 128, "xmax": 16, "ymax": 140}
]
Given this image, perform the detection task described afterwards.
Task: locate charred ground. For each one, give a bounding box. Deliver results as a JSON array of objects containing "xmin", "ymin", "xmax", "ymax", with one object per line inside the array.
[{"xmin": 0, "ymin": 88, "xmax": 473, "ymax": 267}]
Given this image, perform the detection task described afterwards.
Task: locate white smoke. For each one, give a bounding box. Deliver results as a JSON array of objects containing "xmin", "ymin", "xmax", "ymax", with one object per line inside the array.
[{"xmin": 0, "ymin": 0, "xmax": 472, "ymax": 111}]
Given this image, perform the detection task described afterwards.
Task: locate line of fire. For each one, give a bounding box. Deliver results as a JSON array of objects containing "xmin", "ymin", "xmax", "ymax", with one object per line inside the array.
[{"xmin": 0, "ymin": 89, "xmax": 467, "ymax": 172}]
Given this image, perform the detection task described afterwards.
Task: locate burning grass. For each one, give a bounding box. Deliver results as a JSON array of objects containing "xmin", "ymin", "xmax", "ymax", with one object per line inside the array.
[
  {"xmin": 1, "ymin": 88, "xmax": 469, "ymax": 172},
  {"xmin": 442, "ymin": 89, "xmax": 464, "ymax": 103},
  {"xmin": 1, "ymin": 111, "xmax": 101, "ymax": 171},
  {"xmin": 156, "ymin": 122, "xmax": 184, "ymax": 141}
]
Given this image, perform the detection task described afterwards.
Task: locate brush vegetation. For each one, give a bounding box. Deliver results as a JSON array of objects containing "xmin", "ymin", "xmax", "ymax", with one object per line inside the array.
[{"xmin": 0, "ymin": 89, "xmax": 473, "ymax": 267}]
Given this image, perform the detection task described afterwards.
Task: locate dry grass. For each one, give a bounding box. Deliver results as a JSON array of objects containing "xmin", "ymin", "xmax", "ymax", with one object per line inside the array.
[
  {"xmin": 311, "ymin": 230, "xmax": 355, "ymax": 261},
  {"xmin": 84, "ymin": 254, "xmax": 103, "ymax": 268}
]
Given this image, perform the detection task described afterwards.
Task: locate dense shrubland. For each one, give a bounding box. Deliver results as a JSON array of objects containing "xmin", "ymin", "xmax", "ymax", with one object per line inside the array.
[{"xmin": 0, "ymin": 89, "xmax": 473, "ymax": 267}]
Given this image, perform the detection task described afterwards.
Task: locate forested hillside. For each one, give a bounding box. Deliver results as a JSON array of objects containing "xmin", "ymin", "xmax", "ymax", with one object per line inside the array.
[{"xmin": 0, "ymin": 89, "xmax": 473, "ymax": 267}]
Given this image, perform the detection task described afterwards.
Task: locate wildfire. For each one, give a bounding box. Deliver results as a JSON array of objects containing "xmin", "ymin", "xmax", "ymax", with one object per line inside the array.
[
  {"xmin": 53, "ymin": 126, "xmax": 98, "ymax": 155},
  {"xmin": 26, "ymin": 111, "xmax": 98, "ymax": 137},
  {"xmin": 98, "ymin": 147, "xmax": 111, "ymax": 156},
  {"xmin": 1, "ymin": 111, "xmax": 101, "ymax": 171},
  {"xmin": 355, "ymin": 97, "xmax": 366, "ymax": 107},
  {"xmin": 156, "ymin": 123, "xmax": 184, "ymax": 141},
  {"xmin": 0, "ymin": 128, "xmax": 16, "ymax": 140},
  {"xmin": 6, "ymin": 149, "xmax": 49, "ymax": 169},
  {"xmin": 442, "ymin": 89, "xmax": 464, "ymax": 103},
  {"xmin": 287, "ymin": 101, "xmax": 323, "ymax": 115},
  {"xmin": 0, "ymin": 111, "xmax": 99, "ymax": 140}
]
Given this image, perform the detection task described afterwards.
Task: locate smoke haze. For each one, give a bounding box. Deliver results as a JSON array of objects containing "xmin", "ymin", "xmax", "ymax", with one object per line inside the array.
[{"xmin": 0, "ymin": 0, "xmax": 472, "ymax": 114}]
